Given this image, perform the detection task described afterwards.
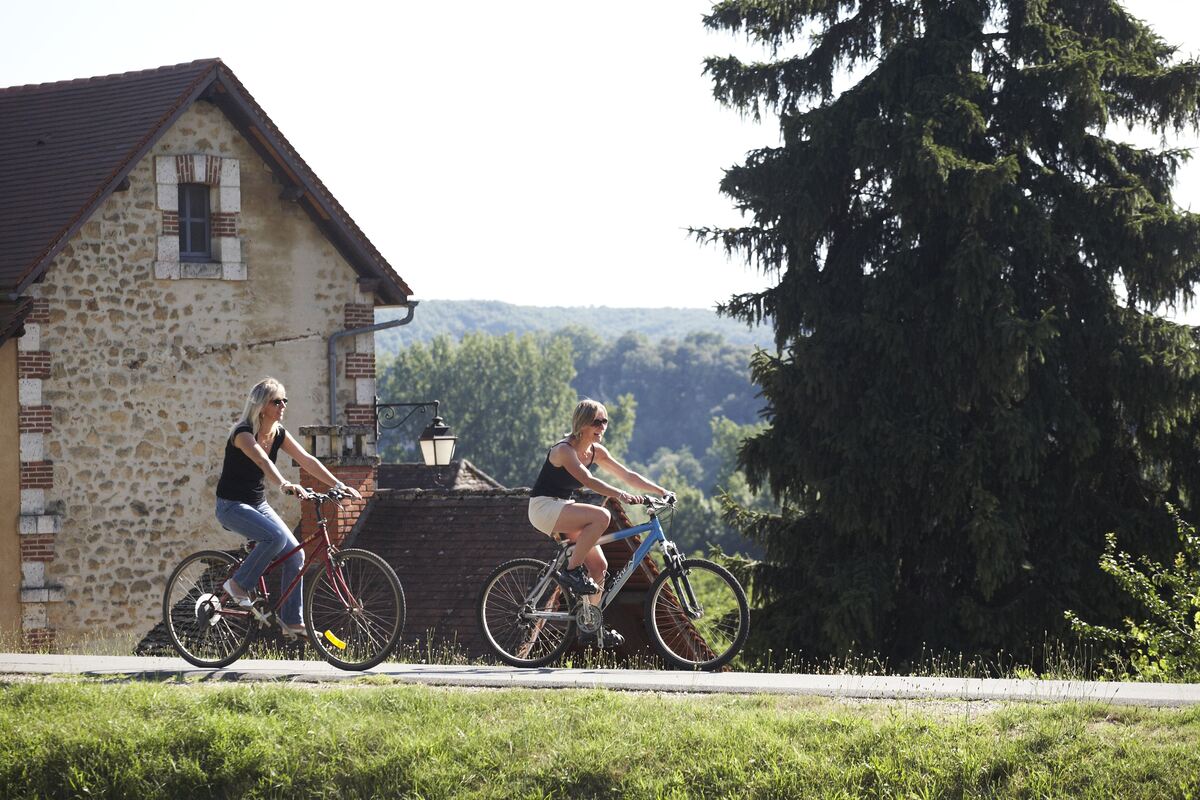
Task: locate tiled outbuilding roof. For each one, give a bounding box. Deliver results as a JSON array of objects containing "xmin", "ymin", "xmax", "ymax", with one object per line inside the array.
[
  {"xmin": 377, "ymin": 460, "xmax": 504, "ymax": 492},
  {"xmin": 346, "ymin": 488, "xmax": 670, "ymax": 662},
  {"xmin": 0, "ymin": 59, "xmax": 411, "ymax": 302}
]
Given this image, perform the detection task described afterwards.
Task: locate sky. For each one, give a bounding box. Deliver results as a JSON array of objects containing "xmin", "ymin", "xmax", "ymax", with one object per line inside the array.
[{"xmin": 2, "ymin": 1, "xmax": 1199, "ymax": 312}]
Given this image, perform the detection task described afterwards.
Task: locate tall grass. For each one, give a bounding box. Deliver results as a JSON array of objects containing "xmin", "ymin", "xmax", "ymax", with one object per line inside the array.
[{"xmin": 0, "ymin": 681, "xmax": 1197, "ymax": 799}]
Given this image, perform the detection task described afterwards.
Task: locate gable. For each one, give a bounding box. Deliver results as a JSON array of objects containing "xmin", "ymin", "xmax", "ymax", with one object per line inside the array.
[{"xmin": 0, "ymin": 60, "xmax": 410, "ymax": 303}]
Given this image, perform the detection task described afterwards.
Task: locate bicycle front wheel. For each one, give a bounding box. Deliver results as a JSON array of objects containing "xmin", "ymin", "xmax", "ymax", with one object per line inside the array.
[
  {"xmin": 645, "ymin": 558, "xmax": 749, "ymax": 671},
  {"xmin": 162, "ymin": 549, "xmax": 254, "ymax": 668},
  {"xmin": 478, "ymin": 557, "xmax": 576, "ymax": 667},
  {"xmin": 304, "ymin": 548, "xmax": 404, "ymax": 671}
]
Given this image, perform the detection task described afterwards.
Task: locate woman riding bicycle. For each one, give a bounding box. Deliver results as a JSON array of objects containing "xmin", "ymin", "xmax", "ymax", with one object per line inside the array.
[
  {"xmin": 215, "ymin": 377, "xmax": 361, "ymax": 638},
  {"xmin": 527, "ymin": 398, "xmax": 672, "ymax": 648}
]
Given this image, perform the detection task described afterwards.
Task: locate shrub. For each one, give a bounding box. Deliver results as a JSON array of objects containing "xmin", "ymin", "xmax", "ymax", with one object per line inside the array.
[{"xmin": 1065, "ymin": 507, "xmax": 1200, "ymax": 681}]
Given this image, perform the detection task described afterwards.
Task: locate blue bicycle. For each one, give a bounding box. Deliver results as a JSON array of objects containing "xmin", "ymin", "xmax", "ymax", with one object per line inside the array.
[{"xmin": 477, "ymin": 496, "xmax": 749, "ymax": 670}]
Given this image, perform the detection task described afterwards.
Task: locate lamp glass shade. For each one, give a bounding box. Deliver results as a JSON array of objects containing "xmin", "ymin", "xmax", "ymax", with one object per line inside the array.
[{"xmin": 418, "ymin": 417, "xmax": 457, "ymax": 466}]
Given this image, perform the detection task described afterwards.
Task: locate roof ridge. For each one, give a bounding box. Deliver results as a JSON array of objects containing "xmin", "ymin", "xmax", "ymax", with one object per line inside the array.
[{"xmin": 0, "ymin": 59, "xmax": 221, "ymax": 95}]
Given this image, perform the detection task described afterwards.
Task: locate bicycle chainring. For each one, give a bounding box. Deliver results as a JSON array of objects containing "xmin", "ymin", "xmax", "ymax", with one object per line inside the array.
[
  {"xmin": 575, "ymin": 603, "xmax": 602, "ymax": 634},
  {"xmin": 194, "ymin": 593, "xmax": 222, "ymax": 627}
]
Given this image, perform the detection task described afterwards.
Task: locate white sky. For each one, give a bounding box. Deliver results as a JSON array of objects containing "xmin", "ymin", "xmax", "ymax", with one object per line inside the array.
[{"xmin": 2, "ymin": 1, "xmax": 1199, "ymax": 312}]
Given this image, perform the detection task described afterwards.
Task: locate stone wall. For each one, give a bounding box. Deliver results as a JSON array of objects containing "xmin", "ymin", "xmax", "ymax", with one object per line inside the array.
[{"xmin": 23, "ymin": 100, "xmax": 380, "ymax": 643}]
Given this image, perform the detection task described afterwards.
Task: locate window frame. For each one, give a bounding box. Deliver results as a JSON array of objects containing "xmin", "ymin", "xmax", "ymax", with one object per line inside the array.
[{"xmin": 178, "ymin": 183, "xmax": 212, "ymax": 262}]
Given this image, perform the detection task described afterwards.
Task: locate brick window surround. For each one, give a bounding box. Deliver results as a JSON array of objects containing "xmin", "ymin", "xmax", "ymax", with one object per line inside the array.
[{"xmin": 154, "ymin": 154, "xmax": 244, "ymax": 281}]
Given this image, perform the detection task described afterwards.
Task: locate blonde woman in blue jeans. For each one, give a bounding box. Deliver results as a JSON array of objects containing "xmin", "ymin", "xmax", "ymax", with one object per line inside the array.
[{"xmin": 214, "ymin": 377, "xmax": 360, "ymax": 637}]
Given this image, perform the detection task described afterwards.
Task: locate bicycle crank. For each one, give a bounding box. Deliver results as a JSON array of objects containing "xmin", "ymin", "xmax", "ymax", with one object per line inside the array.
[
  {"xmin": 194, "ymin": 593, "xmax": 223, "ymax": 627},
  {"xmin": 575, "ymin": 603, "xmax": 602, "ymax": 634}
]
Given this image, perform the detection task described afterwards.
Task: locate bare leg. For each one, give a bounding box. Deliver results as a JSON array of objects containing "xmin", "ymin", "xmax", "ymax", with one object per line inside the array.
[{"xmin": 554, "ymin": 503, "xmax": 611, "ymax": 606}]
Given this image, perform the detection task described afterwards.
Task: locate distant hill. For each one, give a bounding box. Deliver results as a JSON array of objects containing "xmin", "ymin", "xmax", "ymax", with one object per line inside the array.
[{"xmin": 375, "ymin": 300, "xmax": 773, "ymax": 355}]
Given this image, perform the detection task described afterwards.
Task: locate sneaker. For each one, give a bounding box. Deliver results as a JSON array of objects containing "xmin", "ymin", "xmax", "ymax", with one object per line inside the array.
[
  {"xmin": 580, "ymin": 628, "xmax": 625, "ymax": 649},
  {"xmin": 277, "ymin": 619, "xmax": 307, "ymax": 640},
  {"xmin": 558, "ymin": 564, "xmax": 600, "ymax": 596},
  {"xmin": 222, "ymin": 578, "xmax": 253, "ymax": 608}
]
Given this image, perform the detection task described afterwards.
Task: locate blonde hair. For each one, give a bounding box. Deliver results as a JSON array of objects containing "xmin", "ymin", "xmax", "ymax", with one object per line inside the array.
[
  {"xmin": 230, "ymin": 377, "xmax": 286, "ymax": 439},
  {"xmin": 569, "ymin": 398, "xmax": 607, "ymax": 439}
]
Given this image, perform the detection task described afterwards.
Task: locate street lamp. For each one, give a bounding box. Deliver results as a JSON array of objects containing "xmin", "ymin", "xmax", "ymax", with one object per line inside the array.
[
  {"xmin": 418, "ymin": 415, "xmax": 456, "ymax": 466},
  {"xmin": 374, "ymin": 399, "xmax": 457, "ymax": 466}
]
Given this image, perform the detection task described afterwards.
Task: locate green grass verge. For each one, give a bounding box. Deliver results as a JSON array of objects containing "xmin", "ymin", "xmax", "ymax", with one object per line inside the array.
[{"xmin": 2, "ymin": 681, "xmax": 1199, "ymax": 799}]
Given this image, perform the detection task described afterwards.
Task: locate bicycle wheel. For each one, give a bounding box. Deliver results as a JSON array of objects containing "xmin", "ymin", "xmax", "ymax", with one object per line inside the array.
[
  {"xmin": 645, "ymin": 558, "xmax": 749, "ymax": 671},
  {"xmin": 162, "ymin": 549, "xmax": 255, "ymax": 668},
  {"xmin": 304, "ymin": 548, "xmax": 404, "ymax": 671},
  {"xmin": 478, "ymin": 557, "xmax": 576, "ymax": 667}
]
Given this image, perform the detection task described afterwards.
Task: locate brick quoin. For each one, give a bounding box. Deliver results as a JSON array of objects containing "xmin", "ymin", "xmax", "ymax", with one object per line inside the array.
[
  {"xmin": 26, "ymin": 299, "xmax": 50, "ymax": 325},
  {"xmin": 344, "ymin": 303, "xmax": 374, "ymax": 329},
  {"xmin": 345, "ymin": 353, "xmax": 375, "ymax": 379},
  {"xmin": 162, "ymin": 210, "xmax": 179, "ymax": 235},
  {"xmin": 22, "ymin": 629, "xmax": 55, "ymax": 652},
  {"xmin": 206, "ymin": 156, "xmax": 221, "ymax": 185},
  {"xmin": 17, "ymin": 351, "xmax": 50, "ymax": 379},
  {"xmin": 19, "ymin": 461, "xmax": 53, "ymax": 489},
  {"xmin": 345, "ymin": 404, "xmax": 374, "ymax": 427},
  {"xmin": 20, "ymin": 534, "xmax": 56, "ymax": 562},
  {"xmin": 18, "ymin": 406, "xmax": 52, "ymax": 433}
]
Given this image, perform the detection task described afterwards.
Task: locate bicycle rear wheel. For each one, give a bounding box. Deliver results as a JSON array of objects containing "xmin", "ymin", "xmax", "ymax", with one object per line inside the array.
[
  {"xmin": 645, "ymin": 558, "xmax": 749, "ymax": 671},
  {"xmin": 304, "ymin": 548, "xmax": 404, "ymax": 671},
  {"xmin": 478, "ymin": 557, "xmax": 576, "ymax": 667},
  {"xmin": 162, "ymin": 549, "xmax": 254, "ymax": 668}
]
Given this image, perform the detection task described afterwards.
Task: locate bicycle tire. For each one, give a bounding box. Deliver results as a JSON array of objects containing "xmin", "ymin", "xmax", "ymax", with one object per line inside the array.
[
  {"xmin": 162, "ymin": 549, "xmax": 255, "ymax": 668},
  {"xmin": 645, "ymin": 558, "xmax": 749, "ymax": 671},
  {"xmin": 303, "ymin": 548, "xmax": 405, "ymax": 671},
  {"xmin": 478, "ymin": 557, "xmax": 577, "ymax": 667}
]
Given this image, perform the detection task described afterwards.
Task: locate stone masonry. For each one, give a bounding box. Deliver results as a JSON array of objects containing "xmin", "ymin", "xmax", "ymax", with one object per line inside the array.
[{"xmin": 23, "ymin": 100, "xmax": 379, "ymax": 643}]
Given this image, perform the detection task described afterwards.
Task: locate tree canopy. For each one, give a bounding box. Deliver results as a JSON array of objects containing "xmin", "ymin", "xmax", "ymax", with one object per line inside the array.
[{"xmin": 699, "ymin": 0, "xmax": 1200, "ymax": 663}]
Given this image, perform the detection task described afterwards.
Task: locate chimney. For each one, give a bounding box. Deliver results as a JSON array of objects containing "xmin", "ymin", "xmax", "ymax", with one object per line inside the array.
[{"xmin": 294, "ymin": 425, "xmax": 378, "ymax": 546}]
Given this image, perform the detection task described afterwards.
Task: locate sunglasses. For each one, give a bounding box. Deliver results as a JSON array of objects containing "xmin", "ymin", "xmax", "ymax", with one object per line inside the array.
[
  {"xmin": 271, "ymin": 398, "xmax": 289, "ymax": 407},
  {"xmin": 590, "ymin": 417, "xmax": 609, "ymax": 428}
]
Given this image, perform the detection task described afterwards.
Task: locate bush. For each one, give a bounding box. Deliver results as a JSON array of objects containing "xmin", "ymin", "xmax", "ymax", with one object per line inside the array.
[{"xmin": 1065, "ymin": 507, "xmax": 1200, "ymax": 681}]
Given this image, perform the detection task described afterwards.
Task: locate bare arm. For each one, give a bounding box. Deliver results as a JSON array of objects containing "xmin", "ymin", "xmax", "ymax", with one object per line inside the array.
[
  {"xmin": 592, "ymin": 444, "xmax": 668, "ymax": 495},
  {"xmin": 551, "ymin": 444, "xmax": 638, "ymax": 504},
  {"xmin": 280, "ymin": 431, "xmax": 363, "ymax": 498}
]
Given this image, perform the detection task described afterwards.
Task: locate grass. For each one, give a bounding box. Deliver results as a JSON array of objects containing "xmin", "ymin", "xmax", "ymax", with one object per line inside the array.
[{"xmin": 1, "ymin": 680, "xmax": 1198, "ymax": 799}]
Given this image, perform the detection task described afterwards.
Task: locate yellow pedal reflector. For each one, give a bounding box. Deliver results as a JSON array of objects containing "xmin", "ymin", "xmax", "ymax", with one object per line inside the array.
[{"xmin": 323, "ymin": 630, "xmax": 347, "ymax": 650}]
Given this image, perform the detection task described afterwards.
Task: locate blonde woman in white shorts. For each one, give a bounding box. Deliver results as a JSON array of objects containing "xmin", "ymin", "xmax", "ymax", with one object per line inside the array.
[{"xmin": 527, "ymin": 399, "xmax": 671, "ymax": 647}]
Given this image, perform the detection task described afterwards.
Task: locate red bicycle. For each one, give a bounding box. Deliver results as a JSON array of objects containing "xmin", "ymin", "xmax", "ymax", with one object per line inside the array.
[{"xmin": 162, "ymin": 488, "xmax": 404, "ymax": 671}]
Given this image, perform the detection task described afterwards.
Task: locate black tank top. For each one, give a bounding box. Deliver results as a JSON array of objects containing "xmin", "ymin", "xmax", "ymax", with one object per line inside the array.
[
  {"xmin": 530, "ymin": 440, "xmax": 594, "ymax": 500},
  {"xmin": 216, "ymin": 423, "xmax": 285, "ymax": 504}
]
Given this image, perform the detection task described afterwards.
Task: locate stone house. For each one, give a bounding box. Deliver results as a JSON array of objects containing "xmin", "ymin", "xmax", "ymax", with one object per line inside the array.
[{"xmin": 0, "ymin": 60, "xmax": 413, "ymax": 647}]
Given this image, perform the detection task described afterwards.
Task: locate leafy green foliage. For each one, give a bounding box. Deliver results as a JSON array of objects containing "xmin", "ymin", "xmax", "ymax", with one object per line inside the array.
[
  {"xmin": 1066, "ymin": 508, "xmax": 1200, "ymax": 681},
  {"xmin": 700, "ymin": 0, "xmax": 1200, "ymax": 663},
  {"xmin": 377, "ymin": 333, "xmax": 576, "ymax": 488}
]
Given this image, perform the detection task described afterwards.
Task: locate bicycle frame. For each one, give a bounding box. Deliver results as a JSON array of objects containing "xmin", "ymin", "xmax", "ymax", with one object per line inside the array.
[
  {"xmin": 520, "ymin": 509, "xmax": 694, "ymax": 624},
  {"xmin": 221, "ymin": 495, "xmax": 357, "ymax": 622}
]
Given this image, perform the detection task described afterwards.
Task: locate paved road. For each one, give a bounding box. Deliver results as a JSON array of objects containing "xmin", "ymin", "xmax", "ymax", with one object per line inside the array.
[{"xmin": 2, "ymin": 653, "xmax": 1198, "ymax": 706}]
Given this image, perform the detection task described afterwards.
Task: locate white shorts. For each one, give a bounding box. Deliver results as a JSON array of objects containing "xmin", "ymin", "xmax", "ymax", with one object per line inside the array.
[{"xmin": 528, "ymin": 496, "xmax": 574, "ymax": 536}]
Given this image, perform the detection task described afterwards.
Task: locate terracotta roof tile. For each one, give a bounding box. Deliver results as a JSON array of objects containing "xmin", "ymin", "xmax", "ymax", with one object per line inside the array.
[{"xmin": 378, "ymin": 460, "xmax": 505, "ymax": 491}]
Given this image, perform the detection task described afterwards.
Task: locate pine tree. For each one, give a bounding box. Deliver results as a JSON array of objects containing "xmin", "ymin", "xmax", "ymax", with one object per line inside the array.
[{"xmin": 699, "ymin": 0, "xmax": 1200, "ymax": 663}]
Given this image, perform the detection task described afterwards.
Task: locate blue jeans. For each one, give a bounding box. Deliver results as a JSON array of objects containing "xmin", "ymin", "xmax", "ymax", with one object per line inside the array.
[{"xmin": 216, "ymin": 497, "xmax": 304, "ymax": 624}]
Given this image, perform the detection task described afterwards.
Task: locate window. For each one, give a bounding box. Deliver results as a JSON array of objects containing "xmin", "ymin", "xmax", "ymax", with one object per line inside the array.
[{"xmin": 178, "ymin": 183, "xmax": 211, "ymax": 261}]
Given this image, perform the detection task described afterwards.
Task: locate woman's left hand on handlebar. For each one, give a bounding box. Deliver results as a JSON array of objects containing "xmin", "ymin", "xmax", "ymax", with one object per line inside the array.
[{"xmin": 335, "ymin": 483, "xmax": 363, "ymax": 500}]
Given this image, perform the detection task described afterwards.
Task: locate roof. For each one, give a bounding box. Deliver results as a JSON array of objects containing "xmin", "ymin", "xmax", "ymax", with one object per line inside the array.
[
  {"xmin": 0, "ymin": 297, "xmax": 31, "ymax": 345},
  {"xmin": 378, "ymin": 460, "xmax": 505, "ymax": 492},
  {"xmin": 0, "ymin": 59, "xmax": 411, "ymax": 303},
  {"xmin": 345, "ymin": 489, "xmax": 674, "ymax": 663}
]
